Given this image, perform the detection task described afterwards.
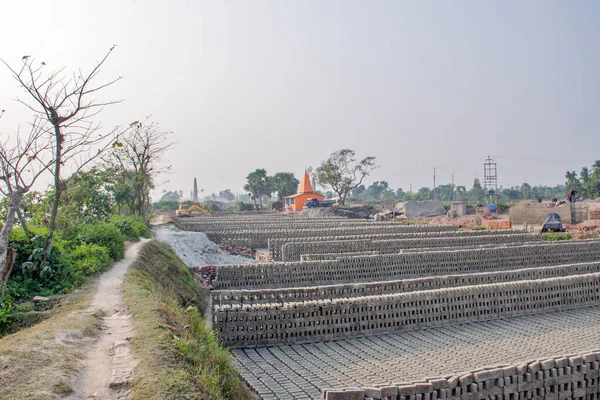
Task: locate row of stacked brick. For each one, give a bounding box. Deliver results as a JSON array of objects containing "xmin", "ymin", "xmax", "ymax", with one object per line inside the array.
[
  {"xmin": 213, "ymin": 240, "xmax": 600, "ymax": 289},
  {"xmin": 211, "ymin": 224, "xmax": 458, "ymax": 248},
  {"xmin": 212, "ymin": 261, "xmax": 600, "ymax": 306},
  {"xmin": 322, "ymin": 351, "xmax": 600, "ymax": 400},
  {"xmin": 179, "ymin": 216, "xmax": 350, "ymax": 230},
  {"xmin": 267, "ymin": 229, "xmax": 526, "ymax": 261},
  {"xmin": 179, "ymin": 215, "xmax": 459, "ymax": 248},
  {"xmin": 214, "ymin": 271, "xmax": 600, "ymax": 348},
  {"xmin": 280, "ymin": 233, "xmax": 541, "ymax": 261}
]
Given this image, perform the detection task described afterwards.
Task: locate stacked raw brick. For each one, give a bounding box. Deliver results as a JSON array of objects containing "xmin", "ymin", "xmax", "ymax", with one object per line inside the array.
[
  {"xmin": 281, "ymin": 233, "xmax": 541, "ymax": 261},
  {"xmin": 185, "ymin": 214, "xmax": 600, "ymax": 399},
  {"xmin": 322, "ymin": 351, "xmax": 600, "ymax": 400},
  {"xmin": 180, "ymin": 216, "xmax": 458, "ymax": 247}
]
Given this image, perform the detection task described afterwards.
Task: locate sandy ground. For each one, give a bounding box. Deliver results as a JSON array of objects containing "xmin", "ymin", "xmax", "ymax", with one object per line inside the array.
[{"xmin": 67, "ymin": 239, "xmax": 149, "ymax": 400}]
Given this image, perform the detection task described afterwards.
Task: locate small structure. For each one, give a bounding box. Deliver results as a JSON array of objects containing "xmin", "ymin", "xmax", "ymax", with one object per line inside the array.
[
  {"xmin": 451, "ymin": 201, "xmax": 467, "ymax": 217},
  {"xmin": 283, "ymin": 171, "xmax": 324, "ymax": 212}
]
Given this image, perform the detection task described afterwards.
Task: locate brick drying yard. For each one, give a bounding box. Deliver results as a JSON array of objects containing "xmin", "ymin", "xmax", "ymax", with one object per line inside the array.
[{"xmin": 179, "ymin": 215, "xmax": 600, "ymax": 400}]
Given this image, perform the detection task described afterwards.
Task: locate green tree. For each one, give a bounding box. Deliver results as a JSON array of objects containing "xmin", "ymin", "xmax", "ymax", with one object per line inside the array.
[
  {"xmin": 316, "ymin": 149, "xmax": 377, "ymax": 205},
  {"xmin": 217, "ymin": 189, "xmax": 235, "ymax": 202},
  {"xmin": 270, "ymin": 172, "xmax": 299, "ymax": 201},
  {"xmin": 565, "ymin": 171, "xmax": 583, "ymax": 196},
  {"xmin": 62, "ymin": 167, "xmax": 116, "ymax": 223},
  {"xmin": 160, "ymin": 190, "xmax": 181, "ymax": 202},
  {"xmin": 243, "ymin": 169, "xmax": 271, "ymax": 209},
  {"xmin": 351, "ymin": 184, "xmax": 366, "ymax": 199},
  {"xmin": 470, "ymin": 179, "xmax": 485, "ymax": 204}
]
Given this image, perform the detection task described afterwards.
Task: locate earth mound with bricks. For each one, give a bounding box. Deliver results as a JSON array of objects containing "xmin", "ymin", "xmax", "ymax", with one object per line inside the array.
[{"xmin": 177, "ymin": 214, "xmax": 600, "ymax": 400}]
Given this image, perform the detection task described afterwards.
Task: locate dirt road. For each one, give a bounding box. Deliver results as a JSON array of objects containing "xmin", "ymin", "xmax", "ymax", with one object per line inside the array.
[{"xmin": 68, "ymin": 239, "xmax": 148, "ymax": 400}]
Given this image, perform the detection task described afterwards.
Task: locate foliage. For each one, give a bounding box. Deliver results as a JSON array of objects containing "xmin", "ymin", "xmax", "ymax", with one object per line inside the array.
[
  {"xmin": 6, "ymin": 227, "xmax": 82, "ymax": 299},
  {"xmin": 316, "ymin": 149, "xmax": 377, "ymax": 205},
  {"xmin": 108, "ymin": 215, "xmax": 151, "ymax": 241},
  {"xmin": 347, "ymin": 177, "xmax": 566, "ymax": 205},
  {"xmin": 151, "ymin": 200, "xmax": 180, "ymax": 211},
  {"xmin": 62, "ymin": 243, "xmax": 112, "ymax": 276},
  {"xmin": 399, "ymin": 220, "xmax": 428, "ymax": 226},
  {"xmin": 217, "ymin": 189, "xmax": 235, "ymax": 202},
  {"xmin": 160, "ymin": 190, "xmax": 182, "ymax": 202},
  {"xmin": 243, "ymin": 169, "xmax": 271, "ymax": 209},
  {"xmin": 225, "ymin": 201, "xmax": 255, "ymax": 212},
  {"xmin": 541, "ymin": 232, "xmax": 573, "ymax": 241},
  {"xmin": 200, "ymin": 202, "xmax": 222, "ymax": 214},
  {"xmin": 77, "ymin": 222, "xmax": 126, "ymax": 260},
  {"xmin": 0, "ymin": 295, "xmax": 16, "ymax": 335},
  {"xmin": 564, "ymin": 161, "xmax": 600, "ymax": 199},
  {"xmin": 62, "ymin": 166, "xmax": 117, "ymax": 223},
  {"xmin": 270, "ymin": 172, "xmax": 299, "ymax": 201}
]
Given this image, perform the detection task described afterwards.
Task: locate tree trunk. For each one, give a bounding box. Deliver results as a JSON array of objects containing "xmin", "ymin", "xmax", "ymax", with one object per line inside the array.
[
  {"xmin": 16, "ymin": 206, "xmax": 30, "ymax": 235},
  {"xmin": 46, "ymin": 124, "xmax": 63, "ymax": 257},
  {"xmin": 339, "ymin": 192, "xmax": 347, "ymax": 205},
  {"xmin": 0, "ymin": 248, "xmax": 15, "ymax": 298},
  {"xmin": 0, "ymin": 192, "xmax": 21, "ymax": 296}
]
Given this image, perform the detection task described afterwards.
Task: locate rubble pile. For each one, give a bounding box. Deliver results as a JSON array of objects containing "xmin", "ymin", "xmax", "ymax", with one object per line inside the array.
[
  {"xmin": 191, "ymin": 265, "xmax": 217, "ymax": 289},
  {"xmin": 219, "ymin": 244, "xmax": 256, "ymax": 259}
]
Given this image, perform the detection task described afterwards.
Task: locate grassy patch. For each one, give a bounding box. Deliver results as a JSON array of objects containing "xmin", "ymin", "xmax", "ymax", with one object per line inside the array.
[
  {"xmin": 541, "ymin": 231, "xmax": 599, "ymax": 241},
  {"xmin": 124, "ymin": 240, "xmax": 252, "ymax": 400},
  {"xmin": 399, "ymin": 220, "xmax": 428, "ymax": 226},
  {"xmin": 0, "ymin": 279, "xmax": 101, "ymax": 400},
  {"xmin": 541, "ymin": 232, "xmax": 573, "ymax": 241}
]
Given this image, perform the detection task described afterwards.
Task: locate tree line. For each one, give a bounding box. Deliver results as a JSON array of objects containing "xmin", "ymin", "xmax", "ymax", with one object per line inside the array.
[
  {"xmin": 348, "ymin": 179, "xmax": 565, "ymax": 205},
  {"xmin": 565, "ymin": 161, "xmax": 600, "ymax": 199}
]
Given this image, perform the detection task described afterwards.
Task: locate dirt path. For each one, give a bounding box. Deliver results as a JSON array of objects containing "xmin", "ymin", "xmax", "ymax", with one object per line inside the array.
[{"xmin": 68, "ymin": 239, "xmax": 149, "ymax": 400}]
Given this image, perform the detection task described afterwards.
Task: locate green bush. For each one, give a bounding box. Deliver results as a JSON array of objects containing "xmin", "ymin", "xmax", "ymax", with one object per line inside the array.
[
  {"xmin": 62, "ymin": 243, "xmax": 112, "ymax": 276},
  {"xmin": 151, "ymin": 200, "xmax": 180, "ymax": 211},
  {"xmin": 109, "ymin": 215, "xmax": 151, "ymax": 241},
  {"xmin": 77, "ymin": 222, "xmax": 126, "ymax": 260},
  {"xmin": 541, "ymin": 232, "xmax": 572, "ymax": 241},
  {"xmin": 225, "ymin": 201, "xmax": 254, "ymax": 212},
  {"xmin": 0, "ymin": 296, "xmax": 16, "ymax": 336}
]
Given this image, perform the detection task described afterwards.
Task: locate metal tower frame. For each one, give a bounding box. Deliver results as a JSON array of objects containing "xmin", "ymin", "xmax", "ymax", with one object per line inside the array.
[{"xmin": 483, "ymin": 156, "xmax": 498, "ymax": 206}]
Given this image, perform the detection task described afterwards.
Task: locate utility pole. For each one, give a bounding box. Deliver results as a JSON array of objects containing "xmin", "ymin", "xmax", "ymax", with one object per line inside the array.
[
  {"xmin": 409, "ymin": 183, "xmax": 412, "ymax": 193},
  {"xmin": 523, "ymin": 177, "xmax": 527, "ymax": 200},
  {"xmin": 433, "ymin": 167, "xmax": 436, "ymax": 200},
  {"xmin": 451, "ymin": 171, "xmax": 455, "ymax": 202}
]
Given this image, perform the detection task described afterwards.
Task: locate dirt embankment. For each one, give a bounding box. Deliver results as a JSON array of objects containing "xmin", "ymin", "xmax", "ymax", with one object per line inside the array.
[{"xmin": 122, "ymin": 240, "xmax": 252, "ymax": 400}]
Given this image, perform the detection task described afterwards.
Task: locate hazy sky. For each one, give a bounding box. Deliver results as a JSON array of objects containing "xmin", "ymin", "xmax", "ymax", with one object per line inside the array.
[{"xmin": 1, "ymin": 0, "xmax": 599, "ymax": 198}]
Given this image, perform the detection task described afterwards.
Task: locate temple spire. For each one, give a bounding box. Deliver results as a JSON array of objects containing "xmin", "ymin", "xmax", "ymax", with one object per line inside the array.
[{"xmin": 299, "ymin": 171, "xmax": 314, "ymax": 194}]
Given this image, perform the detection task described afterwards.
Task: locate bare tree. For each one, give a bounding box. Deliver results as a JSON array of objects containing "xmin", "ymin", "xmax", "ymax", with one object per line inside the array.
[
  {"xmin": 2, "ymin": 48, "xmax": 124, "ymax": 256},
  {"xmin": 0, "ymin": 119, "xmax": 54, "ymax": 296},
  {"xmin": 316, "ymin": 149, "xmax": 378, "ymax": 205},
  {"xmin": 108, "ymin": 118, "xmax": 174, "ymax": 221}
]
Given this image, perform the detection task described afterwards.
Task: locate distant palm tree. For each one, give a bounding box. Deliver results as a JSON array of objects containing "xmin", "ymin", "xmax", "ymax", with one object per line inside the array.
[{"xmin": 592, "ymin": 160, "xmax": 600, "ymax": 178}]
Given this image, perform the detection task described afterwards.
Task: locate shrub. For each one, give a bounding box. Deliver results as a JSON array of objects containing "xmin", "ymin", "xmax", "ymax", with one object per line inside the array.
[
  {"xmin": 109, "ymin": 215, "xmax": 151, "ymax": 241},
  {"xmin": 225, "ymin": 201, "xmax": 254, "ymax": 212},
  {"xmin": 0, "ymin": 296, "xmax": 16, "ymax": 336},
  {"xmin": 62, "ymin": 243, "xmax": 112, "ymax": 276},
  {"xmin": 77, "ymin": 222, "xmax": 125, "ymax": 260},
  {"xmin": 541, "ymin": 232, "xmax": 573, "ymax": 241},
  {"xmin": 151, "ymin": 200, "xmax": 180, "ymax": 211}
]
